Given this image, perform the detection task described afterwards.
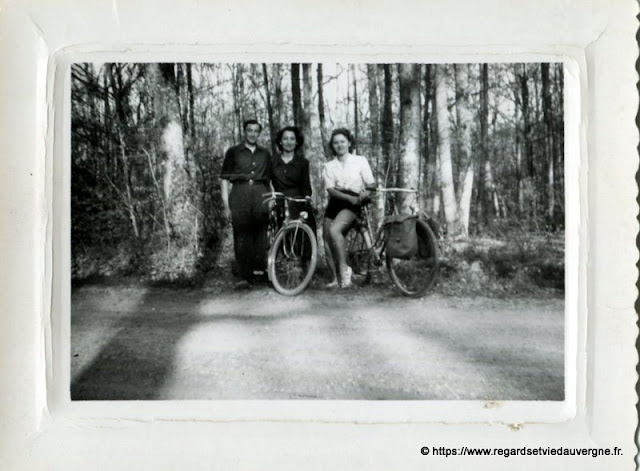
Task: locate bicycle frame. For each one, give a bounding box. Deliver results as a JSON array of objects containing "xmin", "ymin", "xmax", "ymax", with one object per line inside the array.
[
  {"xmin": 264, "ymin": 192, "xmax": 311, "ymax": 232},
  {"xmin": 346, "ymin": 186, "xmax": 440, "ymax": 294},
  {"xmin": 354, "ymin": 188, "xmax": 420, "ymax": 263},
  {"xmin": 275, "ymin": 220, "xmax": 310, "ymax": 258},
  {"xmin": 263, "ymin": 192, "xmax": 317, "ymax": 285},
  {"xmin": 354, "ymin": 205, "xmax": 384, "ymax": 266}
]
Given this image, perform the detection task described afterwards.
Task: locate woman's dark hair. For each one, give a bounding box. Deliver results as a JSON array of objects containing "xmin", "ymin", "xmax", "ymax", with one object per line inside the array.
[
  {"xmin": 243, "ymin": 119, "xmax": 263, "ymax": 132},
  {"xmin": 275, "ymin": 126, "xmax": 304, "ymax": 152},
  {"xmin": 329, "ymin": 128, "xmax": 356, "ymax": 155}
]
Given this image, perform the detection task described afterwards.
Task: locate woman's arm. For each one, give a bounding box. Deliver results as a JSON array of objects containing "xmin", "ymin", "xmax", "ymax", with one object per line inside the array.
[
  {"xmin": 301, "ymin": 159, "xmax": 312, "ymax": 197},
  {"xmin": 357, "ymin": 185, "xmax": 375, "ymax": 205},
  {"xmin": 327, "ymin": 187, "xmax": 359, "ymax": 205},
  {"xmin": 357, "ymin": 156, "xmax": 377, "ymax": 203},
  {"xmin": 324, "ymin": 160, "xmax": 360, "ymax": 205}
]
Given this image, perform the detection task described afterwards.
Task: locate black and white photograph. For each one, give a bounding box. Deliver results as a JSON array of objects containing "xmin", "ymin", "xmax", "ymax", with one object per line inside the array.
[{"xmin": 70, "ymin": 61, "xmax": 565, "ymax": 401}]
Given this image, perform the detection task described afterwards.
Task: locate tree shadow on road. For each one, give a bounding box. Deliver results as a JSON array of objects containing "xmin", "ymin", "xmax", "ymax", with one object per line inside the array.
[
  {"xmin": 70, "ymin": 285, "xmax": 301, "ymax": 400},
  {"xmin": 408, "ymin": 313, "xmax": 564, "ymax": 401},
  {"xmin": 71, "ymin": 287, "xmax": 202, "ymax": 400}
]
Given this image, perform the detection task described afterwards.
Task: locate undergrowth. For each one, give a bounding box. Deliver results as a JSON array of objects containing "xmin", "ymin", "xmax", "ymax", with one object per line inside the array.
[
  {"xmin": 435, "ymin": 231, "xmax": 564, "ymax": 297},
  {"xmin": 72, "ymin": 231, "xmax": 565, "ymax": 299}
]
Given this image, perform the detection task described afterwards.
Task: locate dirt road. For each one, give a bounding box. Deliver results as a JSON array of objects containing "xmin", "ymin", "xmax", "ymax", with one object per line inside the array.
[{"xmin": 71, "ymin": 282, "xmax": 564, "ymax": 401}]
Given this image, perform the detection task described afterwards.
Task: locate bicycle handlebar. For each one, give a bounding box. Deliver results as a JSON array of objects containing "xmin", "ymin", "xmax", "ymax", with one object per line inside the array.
[
  {"xmin": 262, "ymin": 192, "xmax": 311, "ymax": 204},
  {"xmin": 261, "ymin": 188, "xmax": 416, "ymax": 208},
  {"xmin": 374, "ymin": 187, "xmax": 419, "ymax": 193}
]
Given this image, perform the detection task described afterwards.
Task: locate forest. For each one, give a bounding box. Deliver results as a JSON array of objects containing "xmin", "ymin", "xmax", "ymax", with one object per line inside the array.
[{"xmin": 71, "ymin": 62, "xmax": 564, "ymax": 292}]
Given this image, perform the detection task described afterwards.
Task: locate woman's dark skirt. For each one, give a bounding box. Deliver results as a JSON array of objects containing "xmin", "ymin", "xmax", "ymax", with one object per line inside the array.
[{"xmin": 324, "ymin": 194, "xmax": 362, "ymax": 220}]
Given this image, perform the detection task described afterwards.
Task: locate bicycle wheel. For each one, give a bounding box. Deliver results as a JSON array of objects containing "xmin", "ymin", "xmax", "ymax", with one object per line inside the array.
[
  {"xmin": 346, "ymin": 228, "xmax": 371, "ymax": 276},
  {"xmin": 268, "ymin": 222, "xmax": 317, "ymax": 296},
  {"xmin": 386, "ymin": 219, "xmax": 439, "ymax": 297}
]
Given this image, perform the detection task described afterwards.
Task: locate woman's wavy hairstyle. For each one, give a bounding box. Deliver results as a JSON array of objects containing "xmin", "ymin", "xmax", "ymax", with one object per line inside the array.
[
  {"xmin": 329, "ymin": 128, "xmax": 356, "ymax": 155},
  {"xmin": 275, "ymin": 126, "xmax": 305, "ymax": 152}
]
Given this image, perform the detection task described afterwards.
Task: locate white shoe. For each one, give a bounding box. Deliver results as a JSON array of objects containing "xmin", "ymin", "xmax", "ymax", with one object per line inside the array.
[{"xmin": 340, "ymin": 266, "xmax": 353, "ymax": 288}]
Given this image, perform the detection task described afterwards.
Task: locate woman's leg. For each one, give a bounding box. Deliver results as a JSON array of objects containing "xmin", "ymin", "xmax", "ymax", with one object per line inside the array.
[
  {"xmin": 327, "ymin": 209, "xmax": 357, "ymax": 283},
  {"xmin": 323, "ymin": 217, "xmax": 338, "ymax": 285}
]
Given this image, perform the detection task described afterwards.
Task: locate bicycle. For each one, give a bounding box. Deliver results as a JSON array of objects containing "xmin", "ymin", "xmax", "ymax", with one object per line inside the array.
[
  {"xmin": 345, "ymin": 188, "xmax": 440, "ymax": 297},
  {"xmin": 263, "ymin": 192, "xmax": 318, "ymax": 296}
]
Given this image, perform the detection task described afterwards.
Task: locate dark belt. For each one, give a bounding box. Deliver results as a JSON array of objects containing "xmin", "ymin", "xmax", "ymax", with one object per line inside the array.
[{"xmin": 234, "ymin": 179, "xmax": 267, "ymax": 186}]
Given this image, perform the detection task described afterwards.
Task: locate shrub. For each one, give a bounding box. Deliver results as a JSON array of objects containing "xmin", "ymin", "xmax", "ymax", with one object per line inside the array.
[{"xmin": 438, "ymin": 231, "xmax": 564, "ymax": 296}]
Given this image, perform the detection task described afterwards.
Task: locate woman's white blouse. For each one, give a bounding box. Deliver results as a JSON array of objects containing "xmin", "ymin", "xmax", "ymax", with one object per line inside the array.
[{"xmin": 323, "ymin": 154, "xmax": 375, "ymax": 193}]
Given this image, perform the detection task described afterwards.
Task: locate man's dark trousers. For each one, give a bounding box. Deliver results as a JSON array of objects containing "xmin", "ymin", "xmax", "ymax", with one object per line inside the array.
[{"xmin": 229, "ymin": 181, "xmax": 269, "ymax": 282}]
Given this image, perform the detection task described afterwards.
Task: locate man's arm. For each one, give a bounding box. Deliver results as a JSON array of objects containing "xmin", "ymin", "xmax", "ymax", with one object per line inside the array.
[
  {"xmin": 220, "ymin": 179, "xmax": 232, "ymax": 221},
  {"xmin": 220, "ymin": 147, "xmax": 234, "ymax": 221}
]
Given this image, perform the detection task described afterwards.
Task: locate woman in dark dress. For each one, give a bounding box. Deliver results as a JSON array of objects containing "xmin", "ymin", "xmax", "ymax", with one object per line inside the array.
[{"xmin": 270, "ymin": 126, "xmax": 317, "ymax": 233}]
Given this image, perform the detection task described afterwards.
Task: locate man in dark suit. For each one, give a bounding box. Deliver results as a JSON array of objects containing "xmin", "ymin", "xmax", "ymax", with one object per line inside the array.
[{"xmin": 220, "ymin": 120, "xmax": 272, "ymax": 289}]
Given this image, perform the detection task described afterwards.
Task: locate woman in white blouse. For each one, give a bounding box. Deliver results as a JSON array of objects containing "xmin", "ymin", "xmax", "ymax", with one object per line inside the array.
[{"xmin": 323, "ymin": 128, "xmax": 376, "ymax": 288}]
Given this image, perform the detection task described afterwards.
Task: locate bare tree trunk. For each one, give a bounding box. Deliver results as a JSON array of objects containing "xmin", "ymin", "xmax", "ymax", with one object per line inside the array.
[
  {"xmin": 513, "ymin": 66, "xmax": 524, "ymax": 217},
  {"xmin": 237, "ymin": 64, "xmax": 245, "ymax": 128},
  {"xmin": 518, "ymin": 64, "xmax": 535, "ymax": 223},
  {"xmin": 453, "ymin": 64, "xmax": 474, "ymax": 236},
  {"xmin": 541, "ymin": 63, "xmax": 555, "ymax": 226},
  {"xmin": 102, "ymin": 67, "xmax": 114, "ymax": 178},
  {"xmin": 486, "ymin": 161, "xmax": 500, "ymax": 218},
  {"xmin": 432, "ymin": 151, "xmax": 442, "ymax": 220},
  {"xmin": 248, "ymin": 64, "xmax": 260, "ymax": 119},
  {"xmin": 351, "ymin": 64, "xmax": 359, "ymax": 146},
  {"xmin": 117, "ymin": 131, "xmax": 140, "ymax": 240},
  {"xmin": 301, "ymin": 64, "xmax": 313, "ymax": 156},
  {"xmin": 422, "ymin": 64, "xmax": 435, "ymax": 213},
  {"xmin": 301, "ymin": 64, "xmax": 324, "ymax": 209},
  {"xmin": 291, "ymin": 63, "xmax": 302, "ymax": 128},
  {"xmin": 262, "ymin": 64, "xmax": 277, "ymax": 155},
  {"xmin": 516, "ymin": 141, "xmax": 524, "ymax": 216},
  {"xmin": 397, "ymin": 64, "xmax": 421, "ymax": 214},
  {"xmin": 345, "ymin": 65, "xmax": 351, "ymax": 126},
  {"xmin": 186, "ymin": 64, "xmax": 196, "ymax": 144},
  {"xmin": 382, "ymin": 64, "xmax": 394, "ymax": 186},
  {"xmin": 152, "ymin": 65, "xmax": 183, "ymax": 199},
  {"xmin": 434, "ymin": 65, "xmax": 458, "ymax": 235},
  {"xmin": 317, "ymin": 64, "xmax": 329, "ymax": 158},
  {"xmin": 273, "ymin": 64, "xmax": 284, "ymax": 130},
  {"xmin": 427, "ymin": 65, "xmax": 440, "ymax": 216},
  {"xmin": 478, "ymin": 63, "xmax": 492, "ymax": 229},
  {"xmin": 149, "ymin": 64, "xmax": 198, "ymax": 272},
  {"xmin": 553, "ymin": 64, "xmax": 564, "ymax": 212},
  {"xmin": 366, "ymin": 65, "xmax": 381, "ymax": 177},
  {"xmin": 520, "ymin": 66, "xmax": 533, "ymax": 177},
  {"xmin": 490, "ymin": 81, "xmax": 501, "ymax": 219},
  {"xmin": 174, "ymin": 65, "xmax": 188, "ymax": 150},
  {"xmin": 366, "ymin": 64, "xmax": 384, "ymax": 227},
  {"xmin": 231, "ymin": 64, "xmax": 245, "ymax": 142}
]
